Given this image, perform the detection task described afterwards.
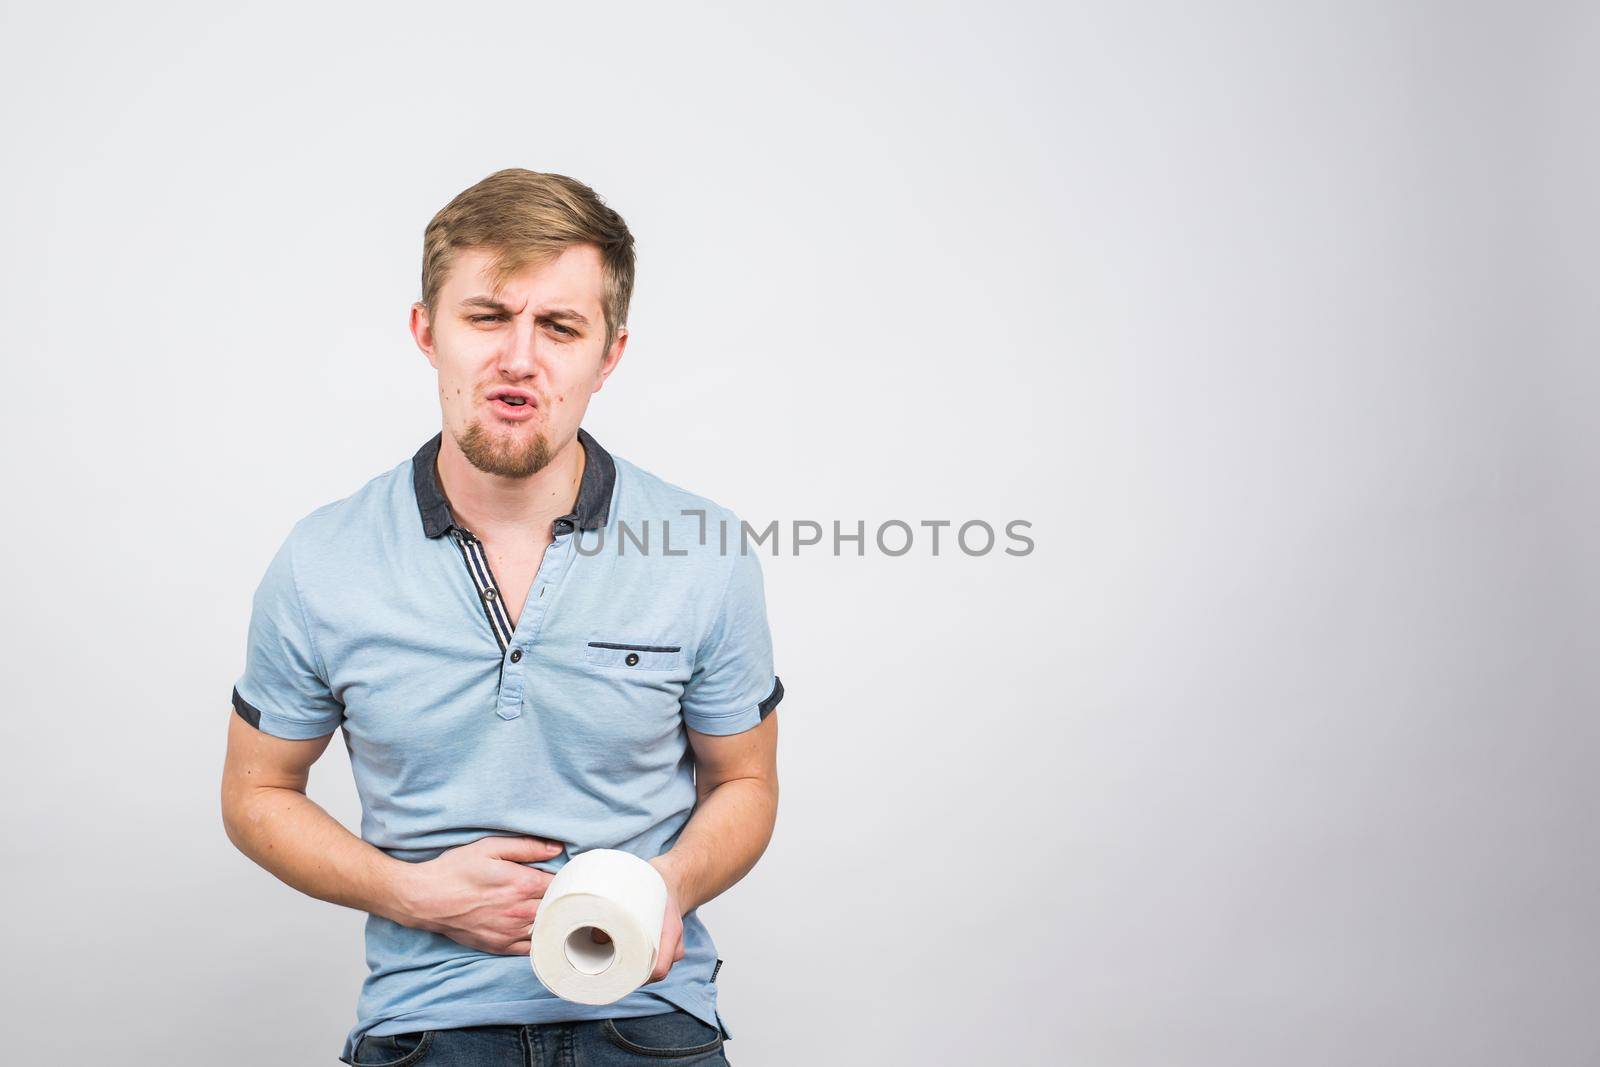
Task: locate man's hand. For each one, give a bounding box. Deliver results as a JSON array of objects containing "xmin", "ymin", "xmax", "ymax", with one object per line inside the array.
[
  {"xmin": 395, "ymin": 835, "xmax": 564, "ymax": 955},
  {"xmin": 588, "ymin": 856, "xmax": 688, "ymax": 981},
  {"xmin": 645, "ymin": 855, "xmax": 688, "ymax": 982}
]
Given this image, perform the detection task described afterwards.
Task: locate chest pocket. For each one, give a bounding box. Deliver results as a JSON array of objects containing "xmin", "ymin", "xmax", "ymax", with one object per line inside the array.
[{"xmin": 585, "ymin": 641, "xmax": 686, "ymax": 671}]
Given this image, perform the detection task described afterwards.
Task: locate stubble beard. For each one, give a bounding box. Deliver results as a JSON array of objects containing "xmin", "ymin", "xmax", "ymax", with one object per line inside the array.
[{"xmin": 455, "ymin": 418, "xmax": 554, "ymax": 479}]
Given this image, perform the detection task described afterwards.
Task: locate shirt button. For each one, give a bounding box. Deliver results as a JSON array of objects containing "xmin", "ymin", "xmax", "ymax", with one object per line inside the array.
[
  {"xmin": 483, "ymin": 588, "xmax": 497, "ymax": 601},
  {"xmin": 510, "ymin": 649, "xmax": 523, "ymax": 663},
  {"xmin": 625, "ymin": 652, "xmax": 640, "ymax": 666}
]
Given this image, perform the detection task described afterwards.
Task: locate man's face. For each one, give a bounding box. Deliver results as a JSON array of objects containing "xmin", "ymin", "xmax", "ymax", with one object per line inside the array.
[{"xmin": 411, "ymin": 244, "xmax": 626, "ymax": 478}]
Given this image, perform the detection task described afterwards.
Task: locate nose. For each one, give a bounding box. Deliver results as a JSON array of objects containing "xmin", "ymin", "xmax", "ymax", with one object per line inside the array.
[{"xmin": 496, "ymin": 311, "xmax": 541, "ymax": 381}]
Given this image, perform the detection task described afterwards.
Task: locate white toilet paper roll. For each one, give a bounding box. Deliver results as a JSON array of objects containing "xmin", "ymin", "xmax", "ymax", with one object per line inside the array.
[{"xmin": 530, "ymin": 848, "xmax": 668, "ymax": 1005}]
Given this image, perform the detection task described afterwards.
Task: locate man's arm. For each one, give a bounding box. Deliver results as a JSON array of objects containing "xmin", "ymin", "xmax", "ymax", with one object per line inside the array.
[
  {"xmin": 645, "ymin": 709, "xmax": 779, "ymax": 981},
  {"xmin": 220, "ymin": 711, "xmax": 562, "ymax": 954},
  {"xmin": 220, "ymin": 712, "xmax": 404, "ymax": 916}
]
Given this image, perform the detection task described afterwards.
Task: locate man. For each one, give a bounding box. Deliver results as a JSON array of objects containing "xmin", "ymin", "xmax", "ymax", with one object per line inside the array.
[{"xmin": 220, "ymin": 169, "xmax": 783, "ymax": 1066}]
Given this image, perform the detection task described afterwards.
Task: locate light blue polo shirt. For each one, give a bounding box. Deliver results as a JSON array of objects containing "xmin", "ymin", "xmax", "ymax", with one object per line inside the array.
[{"xmin": 230, "ymin": 428, "xmax": 783, "ymax": 1063}]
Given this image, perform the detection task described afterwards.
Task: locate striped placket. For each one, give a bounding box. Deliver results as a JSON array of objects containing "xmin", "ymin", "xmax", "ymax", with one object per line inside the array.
[
  {"xmin": 446, "ymin": 517, "xmax": 580, "ymax": 720},
  {"xmin": 449, "ymin": 527, "xmax": 514, "ymax": 653},
  {"xmin": 409, "ymin": 427, "xmax": 616, "ymax": 721}
]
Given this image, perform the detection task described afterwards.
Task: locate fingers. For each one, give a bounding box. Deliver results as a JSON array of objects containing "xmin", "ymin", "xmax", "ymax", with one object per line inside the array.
[
  {"xmin": 491, "ymin": 913, "xmax": 537, "ymax": 954},
  {"xmin": 518, "ymin": 869, "xmax": 556, "ymax": 899},
  {"xmin": 649, "ymin": 925, "xmax": 681, "ymax": 982},
  {"xmin": 479, "ymin": 835, "xmax": 565, "ymax": 863},
  {"xmin": 505, "ymin": 899, "xmax": 540, "ymax": 923}
]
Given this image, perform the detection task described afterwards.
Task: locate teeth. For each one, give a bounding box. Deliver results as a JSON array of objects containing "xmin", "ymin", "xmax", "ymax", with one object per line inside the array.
[{"xmin": 500, "ymin": 396, "xmax": 526, "ymax": 405}]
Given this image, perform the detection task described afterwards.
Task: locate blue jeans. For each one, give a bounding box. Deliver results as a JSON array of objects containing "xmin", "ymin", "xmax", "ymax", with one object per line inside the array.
[{"xmin": 343, "ymin": 1010, "xmax": 731, "ymax": 1066}]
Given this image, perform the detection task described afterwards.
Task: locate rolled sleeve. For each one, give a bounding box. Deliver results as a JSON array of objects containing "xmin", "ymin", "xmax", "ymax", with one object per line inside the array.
[
  {"xmin": 680, "ymin": 542, "xmax": 783, "ymax": 736},
  {"xmin": 231, "ymin": 531, "xmax": 344, "ymax": 739}
]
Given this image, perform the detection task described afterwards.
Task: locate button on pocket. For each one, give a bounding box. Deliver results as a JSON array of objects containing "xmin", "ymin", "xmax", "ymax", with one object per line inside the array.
[{"xmin": 585, "ymin": 641, "xmax": 684, "ymax": 671}]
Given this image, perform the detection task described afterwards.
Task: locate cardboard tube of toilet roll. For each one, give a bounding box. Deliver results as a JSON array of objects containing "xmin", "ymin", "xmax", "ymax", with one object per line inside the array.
[{"xmin": 530, "ymin": 848, "xmax": 668, "ymax": 1004}]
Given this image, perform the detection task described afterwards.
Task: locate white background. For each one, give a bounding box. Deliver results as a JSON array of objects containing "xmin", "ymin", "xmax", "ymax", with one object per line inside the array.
[{"xmin": 2, "ymin": 2, "xmax": 1596, "ymax": 1064}]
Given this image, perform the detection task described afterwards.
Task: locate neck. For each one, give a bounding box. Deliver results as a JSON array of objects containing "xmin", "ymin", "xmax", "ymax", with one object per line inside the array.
[{"xmin": 434, "ymin": 429, "xmax": 586, "ymax": 539}]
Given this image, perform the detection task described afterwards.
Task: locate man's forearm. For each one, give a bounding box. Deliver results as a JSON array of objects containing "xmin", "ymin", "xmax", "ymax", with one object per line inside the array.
[
  {"xmin": 653, "ymin": 776, "xmax": 778, "ymax": 913},
  {"xmin": 223, "ymin": 784, "xmax": 411, "ymax": 923}
]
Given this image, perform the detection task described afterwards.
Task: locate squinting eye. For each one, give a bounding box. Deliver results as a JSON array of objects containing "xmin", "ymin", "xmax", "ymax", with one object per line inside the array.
[
  {"xmin": 469, "ymin": 315, "xmax": 501, "ymax": 324},
  {"xmin": 549, "ymin": 324, "xmax": 576, "ymax": 337}
]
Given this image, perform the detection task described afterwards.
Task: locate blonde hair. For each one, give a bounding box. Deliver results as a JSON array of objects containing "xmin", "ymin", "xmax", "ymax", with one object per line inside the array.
[{"xmin": 421, "ymin": 169, "xmax": 636, "ymax": 351}]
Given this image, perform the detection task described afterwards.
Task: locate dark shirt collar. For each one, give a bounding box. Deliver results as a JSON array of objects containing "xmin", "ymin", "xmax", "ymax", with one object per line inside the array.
[{"xmin": 411, "ymin": 427, "xmax": 616, "ymax": 539}]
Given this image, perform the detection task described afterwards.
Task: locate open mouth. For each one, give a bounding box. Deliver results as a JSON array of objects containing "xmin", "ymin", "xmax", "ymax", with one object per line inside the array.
[{"xmin": 488, "ymin": 389, "xmax": 538, "ymax": 418}]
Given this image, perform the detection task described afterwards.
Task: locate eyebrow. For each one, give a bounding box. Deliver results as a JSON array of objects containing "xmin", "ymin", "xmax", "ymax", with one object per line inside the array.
[{"xmin": 458, "ymin": 295, "xmax": 591, "ymax": 326}]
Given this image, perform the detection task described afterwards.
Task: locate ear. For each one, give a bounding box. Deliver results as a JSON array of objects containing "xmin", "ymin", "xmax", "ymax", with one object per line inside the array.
[
  {"xmin": 592, "ymin": 325, "xmax": 628, "ymax": 395},
  {"xmin": 410, "ymin": 302, "xmax": 439, "ymax": 370}
]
